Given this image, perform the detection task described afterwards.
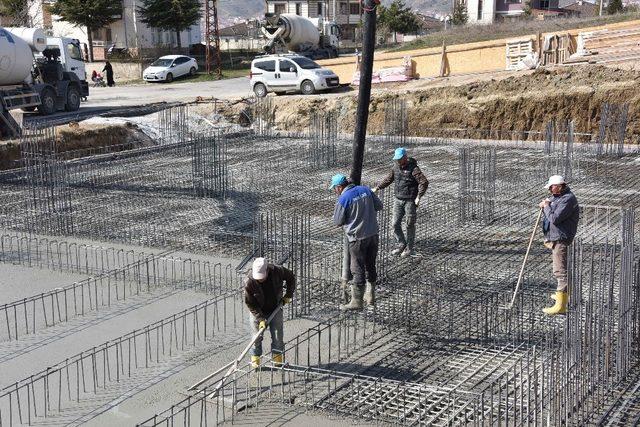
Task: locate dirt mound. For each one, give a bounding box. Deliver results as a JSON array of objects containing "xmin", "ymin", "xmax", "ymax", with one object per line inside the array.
[
  {"xmin": 0, "ymin": 122, "xmax": 154, "ymax": 170},
  {"xmin": 224, "ymin": 65, "xmax": 640, "ymax": 141}
]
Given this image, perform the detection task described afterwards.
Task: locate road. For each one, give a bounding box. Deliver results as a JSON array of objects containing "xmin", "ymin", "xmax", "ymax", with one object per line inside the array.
[
  {"xmin": 22, "ymin": 77, "xmax": 253, "ymax": 128},
  {"xmin": 85, "ymin": 77, "xmax": 252, "ymax": 107}
]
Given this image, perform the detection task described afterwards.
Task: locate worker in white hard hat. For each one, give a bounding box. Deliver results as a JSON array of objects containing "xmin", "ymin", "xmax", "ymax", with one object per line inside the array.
[
  {"xmin": 244, "ymin": 258, "xmax": 296, "ymax": 368},
  {"xmin": 539, "ymin": 175, "xmax": 579, "ymax": 315}
]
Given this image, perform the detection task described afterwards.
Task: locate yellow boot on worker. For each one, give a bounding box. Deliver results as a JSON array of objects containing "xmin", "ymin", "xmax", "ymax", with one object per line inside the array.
[
  {"xmin": 272, "ymin": 353, "xmax": 284, "ymax": 367},
  {"xmin": 543, "ymin": 291, "xmax": 568, "ymax": 315},
  {"xmin": 251, "ymin": 355, "xmax": 261, "ymax": 368}
]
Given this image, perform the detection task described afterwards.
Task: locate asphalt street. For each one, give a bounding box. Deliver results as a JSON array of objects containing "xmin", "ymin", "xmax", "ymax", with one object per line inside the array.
[{"xmin": 84, "ymin": 77, "xmax": 252, "ymax": 107}]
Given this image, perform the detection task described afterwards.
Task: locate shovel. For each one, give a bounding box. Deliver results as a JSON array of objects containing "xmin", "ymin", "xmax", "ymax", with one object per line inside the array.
[{"xmin": 500, "ymin": 208, "xmax": 543, "ymax": 311}]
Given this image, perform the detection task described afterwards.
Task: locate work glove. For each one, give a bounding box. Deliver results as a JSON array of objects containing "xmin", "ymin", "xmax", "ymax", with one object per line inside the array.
[
  {"xmin": 371, "ymin": 187, "xmax": 379, "ymax": 193},
  {"xmin": 415, "ymin": 197, "xmax": 421, "ymax": 207},
  {"xmin": 259, "ymin": 320, "xmax": 267, "ymax": 330},
  {"xmin": 281, "ymin": 297, "xmax": 291, "ymax": 305}
]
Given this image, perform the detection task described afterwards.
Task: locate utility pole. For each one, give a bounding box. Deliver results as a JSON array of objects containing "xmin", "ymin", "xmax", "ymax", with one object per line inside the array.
[
  {"xmin": 204, "ymin": 0, "xmax": 222, "ymax": 78},
  {"xmin": 350, "ymin": 0, "xmax": 378, "ymax": 186}
]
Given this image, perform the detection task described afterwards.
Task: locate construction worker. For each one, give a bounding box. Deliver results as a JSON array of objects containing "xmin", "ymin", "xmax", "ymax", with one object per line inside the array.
[
  {"xmin": 540, "ymin": 175, "xmax": 579, "ymax": 315},
  {"xmin": 244, "ymin": 257, "xmax": 296, "ymax": 367},
  {"xmin": 331, "ymin": 173, "xmax": 383, "ymax": 310},
  {"xmin": 372, "ymin": 147, "xmax": 429, "ymax": 257}
]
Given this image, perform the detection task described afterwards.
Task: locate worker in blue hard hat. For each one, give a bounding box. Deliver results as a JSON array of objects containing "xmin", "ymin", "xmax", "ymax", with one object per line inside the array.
[
  {"xmin": 330, "ymin": 173, "xmax": 383, "ymax": 309},
  {"xmin": 372, "ymin": 147, "xmax": 429, "ymax": 257}
]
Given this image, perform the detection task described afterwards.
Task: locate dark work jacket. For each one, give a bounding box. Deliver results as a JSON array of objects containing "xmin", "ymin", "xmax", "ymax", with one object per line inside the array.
[
  {"xmin": 542, "ymin": 187, "xmax": 580, "ymax": 243},
  {"xmin": 377, "ymin": 158, "xmax": 429, "ymax": 200},
  {"xmin": 244, "ymin": 264, "xmax": 296, "ymax": 322}
]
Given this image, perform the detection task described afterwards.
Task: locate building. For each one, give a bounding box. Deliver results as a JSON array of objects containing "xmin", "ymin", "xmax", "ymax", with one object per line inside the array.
[
  {"xmin": 25, "ymin": 0, "xmax": 201, "ymax": 60},
  {"xmin": 265, "ymin": 0, "xmax": 364, "ymax": 43},
  {"xmin": 218, "ymin": 20, "xmax": 266, "ymax": 52},
  {"xmin": 466, "ymin": 0, "xmax": 561, "ymax": 24}
]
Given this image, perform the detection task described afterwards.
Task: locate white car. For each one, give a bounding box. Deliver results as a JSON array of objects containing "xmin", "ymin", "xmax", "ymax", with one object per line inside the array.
[
  {"xmin": 250, "ymin": 54, "xmax": 340, "ymax": 97},
  {"xmin": 143, "ymin": 55, "xmax": 198, "ymax": 83}
]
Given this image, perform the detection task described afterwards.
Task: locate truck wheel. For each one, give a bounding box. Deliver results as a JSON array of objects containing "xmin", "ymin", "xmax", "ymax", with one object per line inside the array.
[
  {"xmin": 253, "ymin": 83, "xmax": 267, "ymax": 98},
  {"xmin": 165, "ymin": 73, "xmax": 174, "ymax": 83},
  {"xmin": 38, "ymin": 88, "xmax": 57, "ymax": 116},
  {"xmin": 301, "ymin": 80, "xmax": 315, "ymax": 95},
  {"xmin": 65, "ymin": 86, "xmax": 81, "ymax": 112}
]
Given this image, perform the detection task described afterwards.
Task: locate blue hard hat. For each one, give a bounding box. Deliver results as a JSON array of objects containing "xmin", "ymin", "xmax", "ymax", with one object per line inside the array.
[
  {"xmin": 329, "ymin": 174, "xmax": 348, "ymax": 190},
  {"xmin": 393, "ymin": 147, "xmax": 407, "ymax": 160}
]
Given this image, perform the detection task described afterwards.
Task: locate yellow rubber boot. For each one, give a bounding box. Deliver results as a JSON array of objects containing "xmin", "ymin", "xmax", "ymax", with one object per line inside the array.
[
  {"xmin": 543, "ymin": 291, "xmax": 568, "ymax": 315},
  {"xmin": 251, "ymin": 356, "xmax": 260, "ymax": 368},
  {"xmin": 272, "ymin": 353, "xmax": 284, "ymax": 367}
]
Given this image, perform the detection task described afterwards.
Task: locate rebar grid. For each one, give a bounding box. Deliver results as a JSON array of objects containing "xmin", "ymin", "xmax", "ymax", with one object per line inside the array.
[{"xmin": 0, "ymin": 112, "xmax": 639, "ymax": 426}]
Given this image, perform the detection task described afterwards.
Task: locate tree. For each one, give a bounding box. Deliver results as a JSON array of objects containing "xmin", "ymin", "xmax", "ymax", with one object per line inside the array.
[
  {"xmin": 50, "ymin": 0, "xmax": 122, "ymax": 62},
  {"xmin": 607, "ymin": 0, "xmax": 624, "ymax": 14},
  {"xmin": 451, "ymin": 0, "xmax": 468, "ymax": 25},
  {"xmin": 377, "ymin": 0, "xmax": 420, "ymax": 43},
  {"xmin": 0, "ymin": 0, "xmax": 29, "ymax": 26},
  {"xmin": 138, "ymin": 0, "xmax": 201, "ymax": 50}
]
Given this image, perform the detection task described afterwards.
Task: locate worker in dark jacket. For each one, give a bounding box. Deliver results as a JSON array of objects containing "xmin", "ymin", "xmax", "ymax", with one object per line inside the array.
[
  {"xmin": 244, "ymin": 258, "xmax": 296, "ymax": 367},
  {"xmin": 102, "ymin": 61, "xmax": 115, "ymax": 87},
  {"xmin": 373, "ymin": 147, "xmax": 429, "ymax": 257},
  {"xmin": 540, "ymin": 175, "xmax": 579, "ymax": 315},
  {"xmin": 331, "ymin": 173, "xmax": 383, "ymax": 310}
]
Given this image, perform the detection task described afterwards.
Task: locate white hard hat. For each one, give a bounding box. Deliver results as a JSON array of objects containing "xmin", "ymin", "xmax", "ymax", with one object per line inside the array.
[
  {"xmin": 252, "ymin": 257, "xmax": 268, "ymax": 280},
  {"xmin": 545, "ymin": 175, "xmax": 566, "ymax": 189}
]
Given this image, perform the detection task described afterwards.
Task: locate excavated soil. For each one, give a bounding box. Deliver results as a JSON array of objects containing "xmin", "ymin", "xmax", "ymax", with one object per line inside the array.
[
  {"xmin": 0, "ymin": 122, "xmax": 154, "ymax": 170},
  {"xmin": 224, "ymin": 65, "xmax": 640, "ymax": 140}
]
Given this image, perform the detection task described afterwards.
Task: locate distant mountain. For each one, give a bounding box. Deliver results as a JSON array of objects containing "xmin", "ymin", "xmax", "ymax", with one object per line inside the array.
[
  {"xmin": 218, "ymin": 1, "xmax": 265, "ymax": 26},
  {"xmin": 217, "ymin": 0, "xmax": 451, "ymax": 26}
]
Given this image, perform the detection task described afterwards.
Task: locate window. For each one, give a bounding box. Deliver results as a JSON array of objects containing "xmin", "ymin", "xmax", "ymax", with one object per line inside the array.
[
  {"xmin": 317, "ymin": 2, "xmax": 323, "ymax": 15},
  {"xmin": 274, "ymin": 3, "xmax": 286, "ymax": 14},
  {"xmin": 539, "ymin": 0, "xmax": 549, "ymax": 7},
  {"xmin": 339, "ymin": 2, "xmax": 348, "ymax": 14},
  {"xmin": 291, "ymin": 57, "xmax": 320, "ymax": 69},
  {"xmin": 175, "ymin": 57, "xmax": 189, "ymax": 64},
  {"xmin": 279, "ymin": 60, "xmax": 297, "ymax": 72},
  {"xmin": 66, "ymin": 42, "xmax": 84, "ymax": 61},
  {"xmin": 477, "ymin": 0, "xmax": 483, "ymax": 20},
  {"xmin": 254, "ymin": 60, "xmax": 276, "ymax": 72},
  {"xmin": 349, "ymin": 2, "xmax": 360, "ymax": 14},
  {"xmin": 295, "ymin": 2, "xmax": 302, "ymax": 15}
]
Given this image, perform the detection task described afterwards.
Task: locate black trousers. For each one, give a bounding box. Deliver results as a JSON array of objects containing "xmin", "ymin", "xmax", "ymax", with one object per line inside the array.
[{"xmin": 348, "ymin": 234, "xmax": 379, "ymax": 286}]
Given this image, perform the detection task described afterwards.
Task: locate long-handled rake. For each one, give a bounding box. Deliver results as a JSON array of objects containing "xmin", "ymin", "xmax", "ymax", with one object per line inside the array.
[
  {"xmin": 188, "ymin": 304, "xmax": 284, "ymax": 397},
  {"xmin": 500, "ymin": 208, "xmax": 543, "ymax": 311}
]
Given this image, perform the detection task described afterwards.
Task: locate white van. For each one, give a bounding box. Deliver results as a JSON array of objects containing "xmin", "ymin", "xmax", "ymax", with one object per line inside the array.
[{"xmin": 249, "ymin": 54, "xmax": 339, "ymax": 97}]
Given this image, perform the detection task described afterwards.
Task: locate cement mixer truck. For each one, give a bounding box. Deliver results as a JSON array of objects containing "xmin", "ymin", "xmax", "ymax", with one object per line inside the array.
[
  {"xmin": 262, "ymin": 13, "xmax": 340, "ymax": 60},
  {"xmin": 0, "ymin": 27, "xmax": 89, "ymax": 138}
]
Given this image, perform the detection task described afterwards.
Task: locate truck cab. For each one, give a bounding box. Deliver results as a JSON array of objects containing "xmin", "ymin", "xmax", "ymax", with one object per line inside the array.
[{"xmin": 40, "ymin": 37, "xmax": 89, "ymax": 98}]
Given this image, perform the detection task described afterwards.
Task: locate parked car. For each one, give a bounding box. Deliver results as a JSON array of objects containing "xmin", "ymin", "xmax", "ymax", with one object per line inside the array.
[
  {"xmin": 143, "ymin": 55, "xmax": 198, "ymax": 83},
  {"xmin": 249, "ymin": 54, "xmax": 340, "ymax": 97}
]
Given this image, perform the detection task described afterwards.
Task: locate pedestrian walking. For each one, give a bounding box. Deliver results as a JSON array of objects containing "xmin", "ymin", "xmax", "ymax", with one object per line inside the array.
[
  {"xmin": 244, "ymin": 258, "xmax": 296, "ymax": 367},
  {"xmin": 102, "ymin": 61, "xmax": 115, "ymax": 87},
  {"xmin": 331, "ymin": 173, "xmax": 383, "ymax": 310},
  {"xmin": 372, "ymin": 147, "xmax": 429, "ymax": 257},
  {"xmin": 540, "ymin": 175, "xmax": 579, "ymax": 315}
]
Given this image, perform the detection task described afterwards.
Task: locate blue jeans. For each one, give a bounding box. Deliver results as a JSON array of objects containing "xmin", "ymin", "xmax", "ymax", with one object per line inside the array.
[
  {"xmin": 250, "ymin": 309, "xmax": 284, "ymax": 357},
  {"xmin": 393, "ymin": 198, "xmax": 417, "ymax": 249}
]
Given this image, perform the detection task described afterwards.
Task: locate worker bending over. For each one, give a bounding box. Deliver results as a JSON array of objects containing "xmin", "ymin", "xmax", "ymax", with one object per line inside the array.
[
  {"xmin": 373, "ymin": 147, "xmax": 429, "ymax": 257},
  {"xmin": 244, "ymin": 257, "xmax": 296, "ymax": 367},
  {"xmin": 540, "ymin": 175, "xmax": 579, "ymax": 315},
  {"xmin": 331, "ymin": 173, "xmax": 383, "ymax": 310}
]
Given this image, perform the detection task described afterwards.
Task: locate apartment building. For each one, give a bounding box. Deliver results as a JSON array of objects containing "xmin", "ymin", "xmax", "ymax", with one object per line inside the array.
[{"xmin": 22, "ymin": 0, "xmax": 200, "ymax": 59}]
